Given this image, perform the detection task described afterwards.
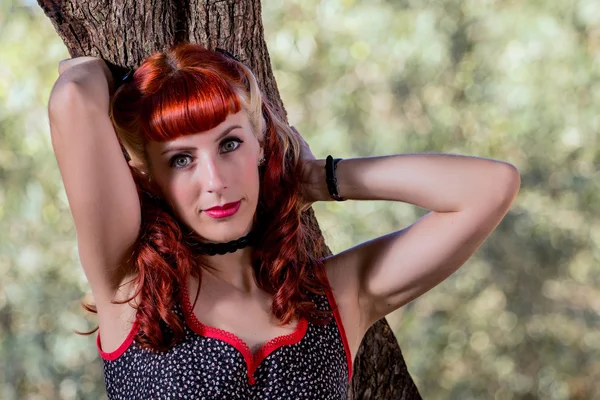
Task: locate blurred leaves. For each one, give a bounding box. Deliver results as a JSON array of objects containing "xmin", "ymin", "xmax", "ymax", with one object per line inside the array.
[
  {"xmin": 265, "ymin": 0, "xmax": 599, "ymax": 399},
  {"xmin": 1, "ymin": 0, "xmax": 599, "ymax": 399}
]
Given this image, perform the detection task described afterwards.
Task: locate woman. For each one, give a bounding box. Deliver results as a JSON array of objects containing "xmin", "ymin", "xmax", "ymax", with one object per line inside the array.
[{"xmin": 47, "ymin": 43, "xmax": 520, "ymax": 399}]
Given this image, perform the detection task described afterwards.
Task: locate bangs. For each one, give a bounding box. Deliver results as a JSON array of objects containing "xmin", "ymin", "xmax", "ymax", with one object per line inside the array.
[{"xmin": 141, "ymin": 68, "xmax": 242, "ymax": 141}]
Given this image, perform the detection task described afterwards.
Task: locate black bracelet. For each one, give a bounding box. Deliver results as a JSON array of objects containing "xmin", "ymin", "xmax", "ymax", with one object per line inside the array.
[{"xmin": 325, "ymin": 155, "xmax": 345, "ymax": 201}]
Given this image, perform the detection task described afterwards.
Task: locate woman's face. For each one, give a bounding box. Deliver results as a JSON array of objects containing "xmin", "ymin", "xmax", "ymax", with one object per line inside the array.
[{"xmin": 145, "ymin": 110, "xmax": 264, "ymax": 243}]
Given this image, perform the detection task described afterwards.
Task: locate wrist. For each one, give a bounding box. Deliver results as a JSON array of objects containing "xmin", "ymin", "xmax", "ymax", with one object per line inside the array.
[
  {"xmin": 306, "ymin": 157, "xmax": 348, "ymax": 202},
  {"xmin": 305, "ymin": 159, "xmax": 330, "ymax": 203},
  {"xmin": 325, "ymin": 156, "xmax": 345, "ymax": 201}
]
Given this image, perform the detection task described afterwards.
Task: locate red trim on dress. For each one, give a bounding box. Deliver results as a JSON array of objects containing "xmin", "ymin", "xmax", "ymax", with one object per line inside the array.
[
  {"xmin": 321, "ymin": 270, "xmax": 354, "ymax": 382},
  {"xmin": 97, "ymin": 319, "xmax": 139, "ymax": 361},
  {"xmin": 180, "ymin": 284, "xmax": 308, "ymax": 385}
]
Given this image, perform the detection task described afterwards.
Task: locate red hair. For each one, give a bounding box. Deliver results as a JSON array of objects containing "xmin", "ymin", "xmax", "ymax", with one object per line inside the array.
[{"xmin": 83, "ymin": 43, "xmax": 333, "ymax": 351}]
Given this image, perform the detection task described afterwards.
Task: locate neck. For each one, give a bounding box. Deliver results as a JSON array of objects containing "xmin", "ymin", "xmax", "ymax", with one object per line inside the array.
[
  {"xmin": 200, "ymin": 247, "xmax": 258, "ymax": 294},
  {"xmin": 186, "ymin": 230, "xmax": 260, "ymax": 294},
  {"xmin": 191, "ymin": 230, "xmax": 256, "ymax": 256}
]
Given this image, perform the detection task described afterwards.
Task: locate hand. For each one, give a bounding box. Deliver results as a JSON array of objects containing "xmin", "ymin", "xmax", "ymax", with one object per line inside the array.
[{"xmin": 290, "ymin": 126, "xmax": 319, "ymax": 212}]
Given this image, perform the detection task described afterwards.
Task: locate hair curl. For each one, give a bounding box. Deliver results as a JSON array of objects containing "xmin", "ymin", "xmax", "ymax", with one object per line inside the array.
[{"xmin": 83, "ymin": 43, "xmax": 333, "ymax": 351}]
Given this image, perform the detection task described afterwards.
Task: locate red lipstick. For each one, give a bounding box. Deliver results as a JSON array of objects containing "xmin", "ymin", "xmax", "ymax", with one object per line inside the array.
[{"xmin": 204, "ymin": 201, "xmax": 241, "ymax": 219}]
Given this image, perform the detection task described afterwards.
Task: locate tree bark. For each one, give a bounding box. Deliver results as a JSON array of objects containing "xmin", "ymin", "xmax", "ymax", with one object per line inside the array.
[{"xmin": 38, "ymin": 0, "xmax": 422, "ymax": 398}]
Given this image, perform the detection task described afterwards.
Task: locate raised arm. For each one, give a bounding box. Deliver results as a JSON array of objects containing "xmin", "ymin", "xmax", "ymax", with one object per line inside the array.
[
  {"xmin": 48, "ymin": 58, "xmax": 141, "ymax": 306},
  {"xmin": 304, "ymin": 153, "xmax": 520, "ymax": 332}
]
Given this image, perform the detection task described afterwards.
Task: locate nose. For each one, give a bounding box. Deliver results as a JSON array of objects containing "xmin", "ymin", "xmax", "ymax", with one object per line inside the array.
[{"xmin": 198, "ymin": 156, "xmax": 227, "ymax": 193}]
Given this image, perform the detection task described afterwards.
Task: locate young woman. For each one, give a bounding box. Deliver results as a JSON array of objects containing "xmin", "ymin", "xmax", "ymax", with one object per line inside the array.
[{"xmin": 47, "ymin": 43, "xmax": 520, "ymax": 399}]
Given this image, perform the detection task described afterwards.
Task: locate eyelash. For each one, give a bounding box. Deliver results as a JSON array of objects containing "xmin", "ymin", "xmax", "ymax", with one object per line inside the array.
[{"xmin": 168, "ymin": 137, "xmax": 244, "ymax": 169}]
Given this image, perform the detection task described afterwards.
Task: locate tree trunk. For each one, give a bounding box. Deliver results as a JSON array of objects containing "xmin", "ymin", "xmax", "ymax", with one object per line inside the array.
[{"xmin": 38, "ymin": 0, "xmax": 422, "ymax": 398}]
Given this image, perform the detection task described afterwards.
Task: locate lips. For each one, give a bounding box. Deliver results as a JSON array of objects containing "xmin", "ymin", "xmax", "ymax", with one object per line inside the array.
[
  {"xmin": 203, "ymin": 200, "xmax": 241, "ymax": 219},
  {"xmin": 205, "ymin": 201, "xmax": 240, "ymax": 212}
]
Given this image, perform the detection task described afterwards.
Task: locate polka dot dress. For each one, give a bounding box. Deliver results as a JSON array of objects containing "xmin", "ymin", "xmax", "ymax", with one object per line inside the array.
[{"xmin": 98, "ymin": 277, "xmax": 353, "ymax": 399}]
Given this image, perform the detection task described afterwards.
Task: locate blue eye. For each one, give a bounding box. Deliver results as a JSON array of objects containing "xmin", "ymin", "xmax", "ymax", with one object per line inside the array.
[
  {"xmin": 220, "ymin": 137, "xmax": 243, "ymax": 153},
  {"xmin": 168, "ymin": 137, "xmax": 243, "ymax": 169},
  {"xmin": 169, "ymin": 154, "xmax": 192, "ymax": 169}
]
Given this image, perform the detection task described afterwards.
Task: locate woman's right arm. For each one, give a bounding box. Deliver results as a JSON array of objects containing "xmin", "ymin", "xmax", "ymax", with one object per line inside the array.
[{"xmin": 48, "ymin": 59, "xmax": 141, "ymax": 306}]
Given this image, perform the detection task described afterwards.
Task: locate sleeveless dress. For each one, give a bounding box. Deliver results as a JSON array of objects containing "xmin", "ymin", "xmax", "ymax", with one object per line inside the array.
[{"xmin": 97, "ymin": 273, "xmax": 353, "ymax": 399}]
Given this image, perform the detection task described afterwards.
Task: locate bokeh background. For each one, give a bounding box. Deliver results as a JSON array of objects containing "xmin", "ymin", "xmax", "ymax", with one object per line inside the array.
[{"xmin": 1, "ymin": 0, "xmax": 599, "ymax": 398}]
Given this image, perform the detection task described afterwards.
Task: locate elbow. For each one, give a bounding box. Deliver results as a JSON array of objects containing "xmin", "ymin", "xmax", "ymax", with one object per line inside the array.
[
  {"xmin": 500, "ymin": 162, "xmax": 521, "ymax": 196},
  {"xmin": 493, "ymin": 162, "xmax": 521, "ymax": 210}
]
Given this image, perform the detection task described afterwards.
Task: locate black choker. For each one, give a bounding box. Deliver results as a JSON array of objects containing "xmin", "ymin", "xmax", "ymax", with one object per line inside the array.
[{"xmin": 189, "ymin": 231, "xmax": 256, "ymax": 256}]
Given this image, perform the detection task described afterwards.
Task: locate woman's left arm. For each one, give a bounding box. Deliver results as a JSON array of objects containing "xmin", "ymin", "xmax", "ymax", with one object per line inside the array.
[{"xmin": 302, "ymin": 152, "xmax": 520, "ymax": 327}]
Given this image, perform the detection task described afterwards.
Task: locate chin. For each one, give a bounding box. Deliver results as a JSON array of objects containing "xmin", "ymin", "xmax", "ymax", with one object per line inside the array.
[{"xmin": 195, "ymin": 222, "xmax": 253, "ymax": 244}]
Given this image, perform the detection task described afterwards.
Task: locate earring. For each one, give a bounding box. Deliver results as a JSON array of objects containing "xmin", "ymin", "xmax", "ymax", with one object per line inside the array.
[{"xmin": 258, "ymin": 157, "xmax": 266, "ymax": 166}]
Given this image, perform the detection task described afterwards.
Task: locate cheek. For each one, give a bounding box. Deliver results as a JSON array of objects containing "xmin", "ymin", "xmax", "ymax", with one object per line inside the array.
[
  {"xmin": 162, "ymin": 178, "xmax": 196, "ymax": 215},
  {"xmin": 244, "ymin": 165, "xmax": 261, "ymax": 197}
]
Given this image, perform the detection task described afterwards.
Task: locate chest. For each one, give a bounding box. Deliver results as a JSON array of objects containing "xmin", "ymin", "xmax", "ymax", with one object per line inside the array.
[
  {"xmin": 190, "ymin": 289, "xmax": 300, "ymax": 353},
  {"xmin": 187, "ymin": 270, "xmax": 362, "ymax": 364}
]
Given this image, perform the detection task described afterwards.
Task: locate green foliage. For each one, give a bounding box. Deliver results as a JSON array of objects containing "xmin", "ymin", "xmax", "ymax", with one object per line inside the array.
[
  {"xmin": 1, "ymin": 0, "xmax": 598, "ymax": 398},
  {"xmin": 265, "ymin": 1, "xmax": 600, "ymax": 399}
]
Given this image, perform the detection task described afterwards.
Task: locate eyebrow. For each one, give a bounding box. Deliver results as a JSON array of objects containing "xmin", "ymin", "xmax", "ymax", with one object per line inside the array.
[{"xmin": 160, "ymin": 125, "xmax": 243, "ymax": 155}]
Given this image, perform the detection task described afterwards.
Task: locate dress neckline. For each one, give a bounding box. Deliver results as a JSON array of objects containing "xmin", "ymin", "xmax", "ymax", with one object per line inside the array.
[{"xmin": 180, "ymin": 283, "xmax": 309, "ymax": 385}]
